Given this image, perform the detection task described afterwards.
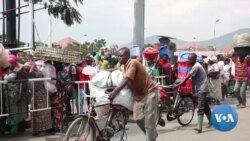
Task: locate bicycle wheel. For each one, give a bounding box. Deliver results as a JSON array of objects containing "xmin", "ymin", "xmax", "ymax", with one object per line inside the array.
[
  {"xmin": 176, "ymin": 96, "xmax": 195, "ymax": 126},
  {"xmin": 106, "ymin": 108, "xmax": 127, "ymax": 141},
  {"xmin": 63, "ymin": 116, "xmax": 96, "ymax": 141}
]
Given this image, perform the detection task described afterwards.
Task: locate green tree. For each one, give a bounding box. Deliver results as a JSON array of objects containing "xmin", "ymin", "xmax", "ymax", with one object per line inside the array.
[
  {"xmin": 144, "ymin": 43, "xmax": 153, "ymax": 47},
  {"xmin": 66, "ymin": 43, "xmax": 80, "ymax": 52},
  {"xmin": 19, "ymin": 41, "xmax": 26, "ymax": 47},
  {"xmin": 65, "ymin": 39, "xmax": 107, "ymax": 56},
  {"xmin": 0, "ymin": 34, "xmax": 26, "ymax": 46},
  {"xmin": 24, "ymin": 0, "xmax": 84, "ymax": 26},
  {"xmin": 110, "ymin": 44, "xmax": 119, "ymax": 53},
  {"xmin": 207, "ymin": 45, "xmax": 215, "ymax": 51}
]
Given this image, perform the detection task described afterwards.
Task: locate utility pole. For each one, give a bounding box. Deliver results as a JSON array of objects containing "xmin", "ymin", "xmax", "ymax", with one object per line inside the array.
[
  {"xmin": 48, "ymin": 15, "xmax": 52, "ymax": 48},
  {"xmin": 213, "ymin": 19, "xmax": 220, "ymax": 55},
  {"xmin": 29, "ymin": 0, "xmax": 34, "ymax": 50},
  {"xmin": 133, "ymin": 0, "xmax": 145, "ymax": 56}
]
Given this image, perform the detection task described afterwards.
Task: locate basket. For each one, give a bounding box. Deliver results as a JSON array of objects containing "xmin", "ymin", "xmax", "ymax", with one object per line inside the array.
[
  {"xmin": 234, "ymin": 46, "xmax": 250, "ymax": 56},
  {"xmin": 33, "ymin": 47, "xmax": 81, "ymax": 64}
]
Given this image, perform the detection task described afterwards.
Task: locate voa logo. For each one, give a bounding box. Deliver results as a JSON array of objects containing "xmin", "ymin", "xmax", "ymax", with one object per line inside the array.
[
  {"xmin": 214, "ymin": 113, "xmax": 235, "ymax": 123},
  {"xmin": 211, "ymin": 104, "xmax": 238, "ymax": 132}
]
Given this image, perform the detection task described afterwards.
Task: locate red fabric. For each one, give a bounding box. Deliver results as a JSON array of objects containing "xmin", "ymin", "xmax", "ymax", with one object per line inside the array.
[
  {"xmin": 158, "ymin": 59, "xmax": 164, "ymax": 67},
  {"xmin": 158, "ymin": 59, "xmax": 171, "ymax": 68},
  {"xmin": 234, "ymin": 61, "xmax": 248, "ymax": 80},
  {"xmin": 143, "ymin": 48, "xmax": 159, "ymax": 59},
  {"xmin": 159, "ymin": 86, "xmax": 168, "ymax": 102},
  {"xmin": 178, "ymin": 78, "xmax": 193, "ymax": 94},
  {"xmin": 0, "ymin": 70, "xmax": 4, "ymax": 79},
  {"xmin": 79, "ymin": 66, "xmax": 90, "ymax": 88},
  {"xmin": 50, "ymin": 91, "xmax": 67, "ymax": 130},
  {"xmin": 163, "ymin": 63, "xmax": 172, "ymax": 70}
]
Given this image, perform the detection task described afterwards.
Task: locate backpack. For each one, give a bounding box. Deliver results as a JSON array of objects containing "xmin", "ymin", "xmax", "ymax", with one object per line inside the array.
[{"xmin": 159, "ymin": 46, "xmax": 169, "ymax": 58}]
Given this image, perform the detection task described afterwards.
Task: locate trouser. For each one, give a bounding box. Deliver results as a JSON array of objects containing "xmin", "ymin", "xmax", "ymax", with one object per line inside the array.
[
  {"xmin": 133, "ymin": 89, "xmax": 158, "ymax": 141},
  {"xmin": 221, "ymin": 83, "xmax": 227, "ymax": 99},
  {"xmin": 66, "ymin": 92, "xmax": 72, "ymax": 116},
  {"xmin": 234, "ymin": 80, "xmax": 248, "ymax": 105},
  {"xmin": 197, "ymin": 92, "xmax": 211, "ymax": 117},
  {"xmin": 76, "ymin": 88, "xmax": 85, "ymax": 115}
]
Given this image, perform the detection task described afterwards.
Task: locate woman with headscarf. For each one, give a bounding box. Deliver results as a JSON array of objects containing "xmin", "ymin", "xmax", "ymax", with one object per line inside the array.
[
  {"xmin": 3, "ymin": 54, "xmax": 28, "ymax": 135},
  {"xmin": 207, "ymin": 56, "xmax": 222, "ymax": 104},
  {"xmin": 22, "ymin": 61, "xmax": 52, "ymax": 136}
]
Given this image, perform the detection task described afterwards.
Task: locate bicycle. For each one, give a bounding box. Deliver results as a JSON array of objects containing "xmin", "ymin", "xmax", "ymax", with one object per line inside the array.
[
  {"xmin": 158, "ymin": 84, "xmax": 196, "ymax": 126},
  {"xmin": 63, "ymin": 93, "xmax": 129, "ymax": 141}
]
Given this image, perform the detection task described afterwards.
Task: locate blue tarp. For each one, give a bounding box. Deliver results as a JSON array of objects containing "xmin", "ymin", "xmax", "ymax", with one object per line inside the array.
[{"xmin": 179, "ymin": 51, "xmax": 203, "ymax": 62}]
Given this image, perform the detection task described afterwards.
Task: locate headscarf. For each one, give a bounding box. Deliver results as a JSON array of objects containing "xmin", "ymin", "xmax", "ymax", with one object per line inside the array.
[
  {"xmin": 209, "ymin": 56, "xmax": 217, "ymax": 63},
  {"xmin": 8, "ymin": 54, "xmax": 17, "ymax": 63},
  {"xmin": 23, "ymin": 61, "xmax": 37, "ymax": 70}
]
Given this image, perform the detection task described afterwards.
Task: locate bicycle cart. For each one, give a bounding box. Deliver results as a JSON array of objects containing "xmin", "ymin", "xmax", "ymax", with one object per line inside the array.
[{"xmin": 158, "ymin": 84, "xmax": 195, "ymax": 126}]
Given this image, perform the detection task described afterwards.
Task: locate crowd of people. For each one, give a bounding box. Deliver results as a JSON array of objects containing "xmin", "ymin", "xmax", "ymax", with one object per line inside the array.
[
  {"xmin": 0, "ymin": 43, "xmax": 249, "ymax": 141},
  {"xmin": 0, "ymin": 52, "xmax": 93, "ymax": 136}
]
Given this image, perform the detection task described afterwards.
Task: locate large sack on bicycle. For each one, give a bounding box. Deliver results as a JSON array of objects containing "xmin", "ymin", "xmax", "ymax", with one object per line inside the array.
[
  {"xmin": 89, "ymin": 82, "xmax": 133, "ymax": 110},
  {"xmin": 110, "ymin": 70, "xmax": 124, "ymax": 86},
  {"xmin": 91, "ymin": 70, "xmax": 123, "ymax": 88},
  {"xmin": 91, "ymin": 70, "xmax": 111, "ymax": 88},
  {"xmin": 89, "ymin": 82, "xmax": 133, "ymax": 116}
]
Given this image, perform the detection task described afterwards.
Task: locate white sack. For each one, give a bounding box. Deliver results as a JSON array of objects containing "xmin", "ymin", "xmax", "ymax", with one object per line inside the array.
[
  {"xmin": 110, "ymin": 70, "xmax": 124, "ymax": 86},
  {"xmin": 91, "ymin": 71, "xmax": 112, "ymax": 88},
  {"xmin": 82, "ymin": 65, "xmax": 99, "ymax": 76},
  {"xmin": 89, "ymin": 82, "xmax": 133, "ymax": 116},
  {"xmin": 91, "ymin": 70, "xmax": 124, "ymax": 88}
]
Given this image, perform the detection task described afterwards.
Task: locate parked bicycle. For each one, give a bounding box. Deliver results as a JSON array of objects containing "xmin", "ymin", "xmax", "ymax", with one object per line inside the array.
[
  {"xmin": 63, "ymin": 93, "xmax": 129, "ymax": 141},
  {"xmin": 158, "ymin": 84, "xmax": 196, "ymax": 126}
]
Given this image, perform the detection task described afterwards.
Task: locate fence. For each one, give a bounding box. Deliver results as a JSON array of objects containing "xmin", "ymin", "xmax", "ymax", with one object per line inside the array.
[
  {"xmin": 0, "ymin": 78, "xmax": 51, "ymax": 118},
  {"xmin": 67, "ymin": 80, "xmax": 90, "ymax": 116},
  {"xmin": 154, "ymin": 75, "xmax": 168, "ymax": 85}
]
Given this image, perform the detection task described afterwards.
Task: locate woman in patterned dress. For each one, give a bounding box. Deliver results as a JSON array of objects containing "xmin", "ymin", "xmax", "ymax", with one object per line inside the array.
[
  {"xmin": 22, "ymin": 61, "xmax": 52, "ymax": 136},
  {"xmin": 4, "ymin": 54, "xmax": 28, "ymax": 135}
]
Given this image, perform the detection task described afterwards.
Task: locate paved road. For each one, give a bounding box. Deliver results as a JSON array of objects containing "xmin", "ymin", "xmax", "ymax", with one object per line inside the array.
[{"xmin": 1, "ymin": 92, "xmax": 250, "ymax": 141}]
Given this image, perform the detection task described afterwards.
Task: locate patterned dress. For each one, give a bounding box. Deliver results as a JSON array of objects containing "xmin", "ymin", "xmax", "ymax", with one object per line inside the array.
[
  {"xmin": 30, "ymin": 72, "xmax": 52, "ymax": 132},
  {"xmin": 50, "ymin": 87, "xmax": 67, "ymax": 131},
  {"xmin": 4, "ymin": 69, "xmax": 28, "ymax": 127}
]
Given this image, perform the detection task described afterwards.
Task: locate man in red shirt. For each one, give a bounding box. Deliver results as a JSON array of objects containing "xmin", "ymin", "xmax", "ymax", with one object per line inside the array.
[
  {"xmin": 233, "ymin": 55, "xmax": 249, "ymax": 108},
  {"xmin": 78, "ymin": 58, "xmax": 91, "ymax": 114}
]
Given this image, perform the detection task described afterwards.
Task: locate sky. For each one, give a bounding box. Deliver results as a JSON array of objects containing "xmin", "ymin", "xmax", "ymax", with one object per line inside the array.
[{"xmin": 1, "ymin": 0, "xmax": 250, "ymax": 47}]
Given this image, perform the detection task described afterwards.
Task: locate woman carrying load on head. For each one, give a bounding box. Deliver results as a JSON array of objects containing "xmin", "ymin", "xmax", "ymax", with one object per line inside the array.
[{"xmin": 207, "ymin": 56, "xmax": 222, "ymax": 104}]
